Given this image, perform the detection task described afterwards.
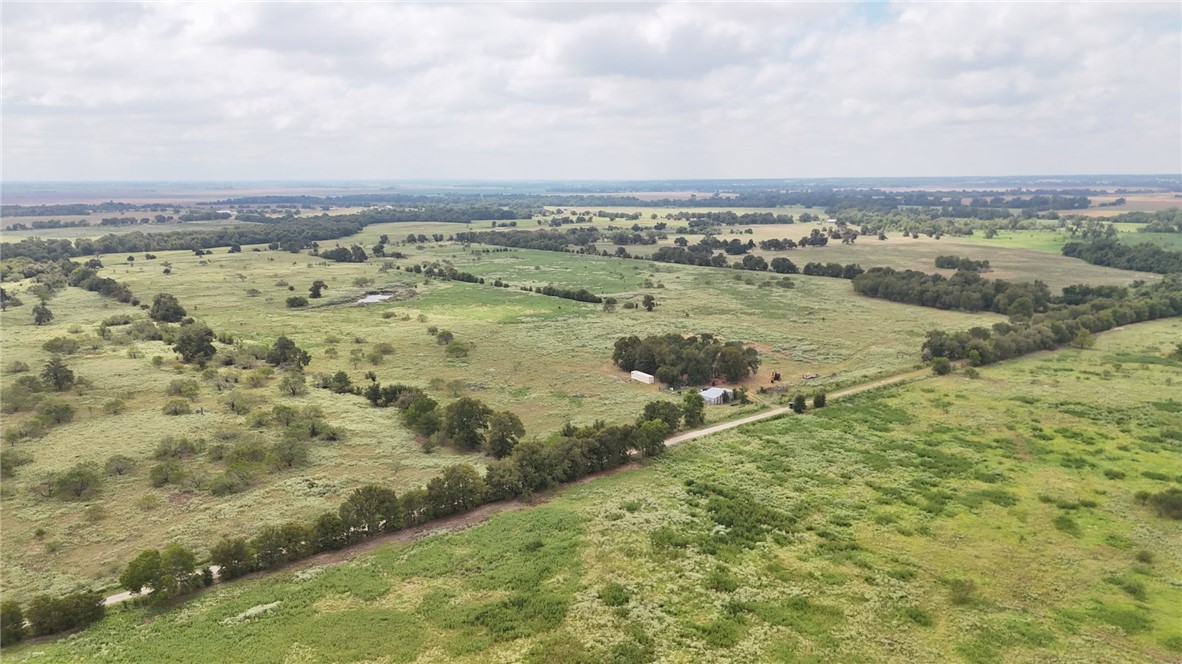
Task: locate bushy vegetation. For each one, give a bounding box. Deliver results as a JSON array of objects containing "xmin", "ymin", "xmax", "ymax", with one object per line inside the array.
[{"xmin": 612, "ymin": 333, "xmax": 760, "ymax": 386}]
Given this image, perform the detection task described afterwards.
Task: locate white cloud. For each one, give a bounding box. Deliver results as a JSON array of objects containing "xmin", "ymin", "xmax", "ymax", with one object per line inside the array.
[{"xmin": 1, "ymin": 1, "xmax": 1178, "ymax": 180}]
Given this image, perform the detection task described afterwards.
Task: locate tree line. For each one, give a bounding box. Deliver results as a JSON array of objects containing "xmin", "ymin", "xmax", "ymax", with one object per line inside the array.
[
  {"xmin": 852, "ymin": 267, "xmax": 1053, "ymax": 315},
  {"xmin": 1061, "ymin": 238, "xmax": 1182, "ymax": 274},
  {"xmin": 1, "ymin": 390, "xmax": 702, "ymax": 648},
  {"xmin": 919, "ymin": 275, "xmax": 1182, "ymax": 367}
]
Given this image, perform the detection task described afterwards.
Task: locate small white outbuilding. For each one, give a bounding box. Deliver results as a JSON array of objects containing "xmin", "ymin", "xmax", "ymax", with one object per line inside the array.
[
  {"xmin": 700, "ymin": 387, "xmax": 733, "ymax": 405},
  {"xmin": 630, "ymin": 370, "xmax": 655, "ymax": 384}
]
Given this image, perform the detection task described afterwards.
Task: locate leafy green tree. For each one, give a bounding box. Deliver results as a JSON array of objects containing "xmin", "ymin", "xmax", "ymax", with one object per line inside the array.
[
  {"xmin": 173, "ymin": 323, "xmax": 216, "ymax": 365},
  {"xmin": 1072, "ymin": 329, "xmax": 1095, "ymax": 349},
  {"xmin": 120, "ymin": 548, "xmax": 162, "ymax": 594},
  {"xmin": 812, "ymin": 393, "xmax": 827, "ymax": 409},
  {"xmin": 157, "ymin": 543, "xmax": 198, "ymax": 596},
  {"xmin": 642, "ymin": 294, "xmax": 656, "ymax": 311},
  {"xmin": 682, "ymin": 393, "xmax": 706, "ymax": 427},
  {"xmin": 931, "ymin": 357, "xmax": 952, "ymax": 375},
  {"xmin": 149, "ymin": 293, "xmax": 187, "ymax": 322},
  {"xmin": 443, "ymin": 397, "xmax": 493, "ymax": 450},
  {"xmin": 312, "ymin": 512, "xmax": 348, "ymax": 552},
  {"xmin": 53, "ymin": 463, "xmax": 102, "ymax": 500},
  {"xmin": 635, "ymin": 419, "xmax": 670, "ymax": 458},
  {"xmin": 278, "ymin": 371, "xmax": 307, "ymax": 396},
  {"xmin": 266, "ymin": 336, "xmax": 311, "ymax": 368},
  {"xmin": 426, "ymin": 464, "xmax": 487, "ymax": 517},
  {"xmin": 309, "ymin": 280, "xmax": 327, "ymax": 298},
  {"xmin": 483, "ymin": 458, "xmax": 524, "ymax": 501},
  {"xmin": 484, "ymin": 411, "xmax": 525, "ymax": 458},
  {"xmin": 32, "ymin": 301, "xmax": 54, "ymax": 325},
  {"xmin": 209, "ymin": 538, "xmax": 254, "ymax": 580},
  {"xmin": 640, "ymin": 401, "xmax": 681, "ymax": 430},
  {"xmin": 792, "ymin": 394, "xmax": 807, "ymax": 414},
  {"xmin": 40, "ymin": 356, "xmax": 75, "ymax": 391},
  {"xmin": 251, "ymin": 522, "xmax": 309, "ymax": 569},
  {"xmin": 338, "ymin": 485, "xmax": 400, "ymax": 537},
  {"xmin": 1, "ymin": 600, "xmax": 26, "ymax": 646},
  {"xmin": 403, "ymin": 395, "xmax": 441, "ymax": 436},
  {"xmin": 286, "ymin": 296, "xmax": 309, "ymax": 308}
]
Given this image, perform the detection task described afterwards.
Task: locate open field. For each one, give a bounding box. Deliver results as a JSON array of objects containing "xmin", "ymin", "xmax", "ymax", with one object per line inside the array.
[
  {"xmin": 7, "ymin": 318, "xmax": 1180, "ymax": 663},
  {"xmin": 0, "ymin": 226, "xmax": 1000, "ymax": 601},
  {"xmin": 1061, "ymin": 192, "xmax": 1182, "ymax": 217}
]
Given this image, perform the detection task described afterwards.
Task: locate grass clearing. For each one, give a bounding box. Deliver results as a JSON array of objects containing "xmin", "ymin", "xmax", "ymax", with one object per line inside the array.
[{"xmin": 7, "ymin": 318, "xmax": 1180, "ymax": 662}]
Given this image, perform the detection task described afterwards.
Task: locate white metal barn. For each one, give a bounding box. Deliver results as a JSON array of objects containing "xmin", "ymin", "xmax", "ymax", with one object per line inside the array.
[
  {"xmin": 700, "ymin": 387, "xmax": 733, "ymax": 405},
  {"xmin": 630, "ymin": 370, "xmax": 655, "ymax": 384}
]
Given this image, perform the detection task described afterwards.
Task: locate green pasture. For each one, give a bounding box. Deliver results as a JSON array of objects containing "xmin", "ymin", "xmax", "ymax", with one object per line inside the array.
[
  {"xmin": 0, "ymin": 227, "xmax": 996, "ymax": 600},
  {"xmin": 9, "ymin": 318, "xmax": 1180, "ymax": 663}
]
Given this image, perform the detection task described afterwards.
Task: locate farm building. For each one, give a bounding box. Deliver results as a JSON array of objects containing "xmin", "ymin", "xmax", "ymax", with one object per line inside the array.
[
  {"xmin": 630, "ymin": 370, "xmax": 655, "ymax": 384},
  {"xmin": 700, "ymin": 387, "xmax": 733, "ymax": 405}
]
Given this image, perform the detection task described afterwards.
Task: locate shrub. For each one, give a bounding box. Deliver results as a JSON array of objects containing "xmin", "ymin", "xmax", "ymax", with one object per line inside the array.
[
  {"xmin": 5, "ymin": 360, "xmax": 29, "ymax": 374},
  {"xmin": 947, "ymin": 577, "xmax": 978, "ymax": 605},
  {"xmin": 167, "ymin": 378, "xmax": 201, "ymax": 400},
  {"xmin": 102, "ymin": 399, "xmax": 127, "ymax": 415},
  {"xmin": 149, "ymin": 460, "xmax": 187, "ymax": 487},
  {"xmin": 42, "ymin": 337, "xmax": 81, "ymax": 354},
  {"xmin": 162, "ymin": 399, "xmax": 192, "ymax": 415},
  {"xmin": 931, "ymin": 357, "xmax": 952, "ymax": 375},
  {"xmin": 286, "ymin": 296, "xmax": 308, "ymax": 308},
  {"xmin": 51, "ymin": 463, "xmax": 103, "ymax": 500},
  {"xmin": 599, "ymin": 583, "xmax": 630, "ymax": 607},
  {"xmin": 105, "ymin": 455, "xmax": 136, "ymax": 476}
]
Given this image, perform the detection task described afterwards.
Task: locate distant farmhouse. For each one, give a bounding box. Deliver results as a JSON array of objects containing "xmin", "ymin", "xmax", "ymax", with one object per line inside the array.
[{"xmin": 699, "ymin": 387, "xmax": 733, "ymax": 405}]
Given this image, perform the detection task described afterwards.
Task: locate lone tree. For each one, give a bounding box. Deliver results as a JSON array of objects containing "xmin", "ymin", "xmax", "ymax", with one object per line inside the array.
[
  {"xmin": 309, "ymin": 280, "xmax": 328, "ymax": 299},
  {"xmin": 173, "ymin": 323, "xmax": 216, "ymax": 365},
  {"xmin": 792, "ymin": 394, "xmax": 807, "ymax": 414},
  {"xmin": 41, "ymin": 356, "xmax": 75, "ymax": 391},
  {"xmin": 812, "ymin": 392, "xmax": 827, "ymax": 409},
  {"xmin": 266, "ymin": 336, "xmax": 311, "ymax": 369},
  {"xmin": 32, "ymin": 301, "xmax": 54, "ymax": 325},
  {"xmin": 642, "ymin": 294, "xmax": 657, "ymax": 312},
  {"xmin": 149, "ymin": 293, "xmax": 187, "ymax": 322}
]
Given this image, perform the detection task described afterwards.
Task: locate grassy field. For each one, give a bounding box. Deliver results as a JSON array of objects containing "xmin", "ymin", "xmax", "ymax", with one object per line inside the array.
[
  {"xmin": 1, "ymin": 226, "xmax": 1000, "ymax": 602},
  {"xmin": 7, "ymin": 318, "xmax": 1179, "ymax": 663}
]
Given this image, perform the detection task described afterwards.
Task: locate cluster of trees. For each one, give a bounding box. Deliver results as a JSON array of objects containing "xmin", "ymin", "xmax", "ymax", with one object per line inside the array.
[
  {"xmin": 612, "ymin": 333, "xmax": 760, "ymax": 386},
  {"xmin": 922, "ymin": 276, "xmax": 1182, "ymax": 367},
  {"xmin": 0, "ymin": 591, "xmax": 104, "ymax": 646},
  {"xmin": 801, "ymin": 262, "xmax": 865, "ymax": 279},
  {"xmin": 454, "ymin": 227, "xmax": 601, "ymax": 252},
  {"xmin": 535, "ymin": 285, "xmax": 602, "ymax": 304},
  {"xmin": 1061, "ymin": 238, "xmax": 1182, "ymax": 274},
  {"xmin": 852, "ymin": 267, "xmax": 1053, "ymax": 315},
  {"xmin": 318, "ymin": 245, "xmax": 368, "ymax": 263},
  {"xmin": 935, "ymin": 255, "xmax": 991, "ymax": 271}
]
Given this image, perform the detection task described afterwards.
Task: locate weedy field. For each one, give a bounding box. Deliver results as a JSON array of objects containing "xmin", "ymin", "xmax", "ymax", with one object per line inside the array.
[
  {"xmin": 0, "ymin": 225, "xmax": 997, "ymax": 601},
  {"xmin": 7, "ymin": 318, "xmax": 1179, "ymax": 663}
]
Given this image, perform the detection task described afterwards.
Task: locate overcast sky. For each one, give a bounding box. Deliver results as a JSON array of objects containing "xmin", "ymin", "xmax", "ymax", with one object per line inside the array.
[{"xmin": 3, "ymin": 1, "xmax": 1179, "ymax": 181}]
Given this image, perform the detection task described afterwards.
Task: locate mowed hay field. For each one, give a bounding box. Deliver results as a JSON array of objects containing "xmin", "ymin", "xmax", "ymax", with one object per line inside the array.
[
  {"xmin": 0, "ymin": 224, "xmax": 998, "ymax": 601},
  {"xmin": 8, "ymin": 318, "xmax": 1180, "ymax": 664}
]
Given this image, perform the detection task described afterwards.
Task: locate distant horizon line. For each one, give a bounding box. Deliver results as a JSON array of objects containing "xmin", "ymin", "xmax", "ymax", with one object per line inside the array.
[{"xmin": 4, "ymin": 174, "xmax": 1180, "ymax": 185}]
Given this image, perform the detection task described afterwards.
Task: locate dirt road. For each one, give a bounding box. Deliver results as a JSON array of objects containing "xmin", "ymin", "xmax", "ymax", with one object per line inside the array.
[{"xmin": 667, "ymin": 367, "xmax": 929, "ymax": 446}]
